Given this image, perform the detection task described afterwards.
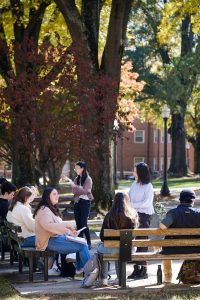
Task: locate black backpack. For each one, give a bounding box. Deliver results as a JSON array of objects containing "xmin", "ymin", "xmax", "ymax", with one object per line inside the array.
[{"xmin": 55, "ymin": 254, "xmax": 76, "ymax": 278}]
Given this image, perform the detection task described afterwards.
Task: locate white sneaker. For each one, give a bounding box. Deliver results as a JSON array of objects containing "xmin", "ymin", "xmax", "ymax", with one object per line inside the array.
[
  {"xmin": 75, "ymin": 268, "xmax": 84, "ymax": 275},
  {"xmin": 48, "ymin": 267, "xmax": 61, "ymax": 276},
  {"xmin": 101, "ymin": 278, "xmax": 108, "ymax": 286},
  {"xmin": 66, "ymin": 253, "xmax": 76, "ymax": 262},
  {"xmin": 112, "ymin": 277, "xmax": 119, "ymax": 285}
]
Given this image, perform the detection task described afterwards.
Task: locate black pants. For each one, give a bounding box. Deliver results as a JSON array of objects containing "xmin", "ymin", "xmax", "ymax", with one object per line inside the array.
[
  {"xmin": 74, "ymin": 199, "xmax": 91, "ymax": 246},
  {"xmin": 135, "ymin": 212, "xmax": 151, "ymax": 266}
]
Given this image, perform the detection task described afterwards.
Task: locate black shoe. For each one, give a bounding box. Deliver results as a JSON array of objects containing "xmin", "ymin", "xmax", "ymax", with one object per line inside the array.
[
  {"xmin": 127, "ymin": 265, "xmax": 140, "ymax": 279},
  {"xmin": 134, "ymin": 266, "xmax": 148, "ymax": 280}
]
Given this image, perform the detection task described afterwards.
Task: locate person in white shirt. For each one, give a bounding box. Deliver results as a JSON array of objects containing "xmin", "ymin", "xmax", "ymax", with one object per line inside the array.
[
  {"xmin": 128, "ymin": 162, "xmax": 154, "ymax": 280},
  {"xmin": 7, "ymin": 187, "xmax": 35, "ymax": 247}
]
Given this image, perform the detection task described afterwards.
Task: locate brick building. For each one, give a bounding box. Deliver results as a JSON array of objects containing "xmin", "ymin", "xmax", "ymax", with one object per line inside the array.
[{"xmin": 116, "ymin": 119, "xmax": 194, "ymax": 178}]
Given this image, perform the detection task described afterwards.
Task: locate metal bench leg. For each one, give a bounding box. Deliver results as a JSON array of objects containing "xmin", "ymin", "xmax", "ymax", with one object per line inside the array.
[
  {"xmin": 44, "ymin": 255, "xmax": 48, "ymax": 281},
  {"xmin": 1, "ymin": 241, "xmax": 5, "ymax": 260},
  {"xmin": 19, "ymin": 254, "xmax": 23, "ymax": 273},
  {"xmin": 29, "ymin": 256, "xmax": 34, "ymax": 282},
  {"xmin": 119, "ymin": 261, "xmax": 126, "ymax": 288},
  {"xmin": 10, "ymin": 249, "xmax": 14, "ymax": 265}
]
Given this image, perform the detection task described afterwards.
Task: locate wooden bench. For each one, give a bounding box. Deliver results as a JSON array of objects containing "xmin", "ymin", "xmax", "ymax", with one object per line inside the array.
[
  {"xmin": 103, "ymin": 228, "xmax": 200, "ymax": 288},
  {"xmin": 5, "ymin": 221, "xmax": 54, "ymax": 282}
]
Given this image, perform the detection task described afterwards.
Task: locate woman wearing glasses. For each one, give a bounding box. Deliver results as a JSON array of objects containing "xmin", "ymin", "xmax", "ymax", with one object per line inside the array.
[{"xmin": 70, "ymin": 161, "xmax": 93, "ymax": 249}]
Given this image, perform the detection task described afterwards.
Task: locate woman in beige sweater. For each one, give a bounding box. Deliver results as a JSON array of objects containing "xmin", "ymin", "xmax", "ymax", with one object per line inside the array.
[
  {"xmin": 7, "ymin": 187, "xmax": 35, "ymax": 247},
  {"xmin": 34, "ymin": 187, "xmax": 90, "ymax": 273}
]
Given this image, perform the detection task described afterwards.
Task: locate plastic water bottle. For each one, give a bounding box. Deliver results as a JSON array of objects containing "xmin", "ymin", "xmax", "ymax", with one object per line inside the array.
[{"xmin": 157, "ymin": 265, "xmax": 162, "ymax": 285}]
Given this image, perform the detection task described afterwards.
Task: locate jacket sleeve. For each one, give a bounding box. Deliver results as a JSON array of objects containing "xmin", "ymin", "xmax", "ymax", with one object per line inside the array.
[
  {"xmin": 100, "ymin": 214, "xmax": 109, "ymax": 242},
  {"xmin": 20, "ymin": 206, "xmax": 35, "ymax": 232},
  {"xmin": 72, "ymin": 177, "xmax": 92, "ymax": 196},
  {"xmin": 38, "ymin": 208, "xmax": 67, "ymax": 235}
]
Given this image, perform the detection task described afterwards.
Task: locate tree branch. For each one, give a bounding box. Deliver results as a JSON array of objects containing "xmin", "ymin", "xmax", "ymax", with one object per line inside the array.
[
  {"xmin": 81, "ymin": 0, "xmax": 99, "ymax": 70},
  {"xmin": 101, "ymin": 0, "xmax": 132, "ymax": 81}
]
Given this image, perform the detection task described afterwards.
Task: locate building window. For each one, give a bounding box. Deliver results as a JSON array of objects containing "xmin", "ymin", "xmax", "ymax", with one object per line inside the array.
[
  {"xmin": 154, "ymin": 129, "xmax": 158, "ymax": 143},
  {"xmin": 134, "ymin": 157, "xmax": 145, "ymax": 165},
  {"xmin": 134, "ymin": 130, "xmax": 145, "ymax": 143},
  {"xmin": 167, "ymin": 157, "xmax": 170, "ymax": 168},
  {"xmin": 153, "ymin": 158, "xmax": 157, "ymax": 171}
]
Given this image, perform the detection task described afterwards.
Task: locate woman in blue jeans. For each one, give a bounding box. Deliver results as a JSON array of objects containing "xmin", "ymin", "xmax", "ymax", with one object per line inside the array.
[
  {"xmin": 7, "ymin": 186, "xmax": 36, "ymax": 247},
  {"xmin": 34, "ymin": 187, "xmax": 90, "ymax": 274}
]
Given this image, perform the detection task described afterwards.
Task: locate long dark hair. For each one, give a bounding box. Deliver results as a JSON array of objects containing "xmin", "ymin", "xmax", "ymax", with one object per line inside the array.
[
  {"xmin": 33, "ymin": 187, "xmax": 60, "ymax": 217},
  {"xmin": 9, "ymin": 187, "xmax": 32, "ymax": 211},
  {"xmin": 136, "ymin": 162, "xmax": 151, "ymax": 184},
  {"xmin": 109, "ymin": 192, "xmax": 139, "ymax": 229},
  {"xmin": 75, "ymin": 161, "xmax": 88, "ymax": 186}
]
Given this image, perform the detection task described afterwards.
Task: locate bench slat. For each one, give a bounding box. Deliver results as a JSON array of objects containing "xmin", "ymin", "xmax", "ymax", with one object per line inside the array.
[
  {"xmin": 103, "ymin": 252, "xmax": 200, "ymax": 261},
  {"xmin": 104, "ymin": 228, "xmax": 200, "ymax": 237},
  {"xmin": 104, "ymin": 239, "xmax": 200, "ymax": 248}
]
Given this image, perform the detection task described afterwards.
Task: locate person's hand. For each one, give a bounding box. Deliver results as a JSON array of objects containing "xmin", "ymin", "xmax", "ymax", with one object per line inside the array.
[
  {"xmin": 70, "ymin": 230, "xmax": 78, "ymax": 237},
  {"xmin": 66, "ymin": 225, "xmax": 75, "ymax": 231}
]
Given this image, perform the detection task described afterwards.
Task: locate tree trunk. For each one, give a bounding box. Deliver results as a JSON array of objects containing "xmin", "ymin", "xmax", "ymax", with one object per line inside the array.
[
  {"xmin": 168, "ymin": 112, "xmax": 187, "ymax": 176},
  {"xmin": 11, "ymin": 124, "xmax": 35, "ymax": 187},
  {"xmin": 47, "ymin": 161, "xmax": 64, "ymax": 188},
  {"xmin": 92, "ymin": 133, "xmax": 113, "ymax": 210},
  {"xmin": 193, "ymin": 132, "xmax": 200, "ymax": 174}
]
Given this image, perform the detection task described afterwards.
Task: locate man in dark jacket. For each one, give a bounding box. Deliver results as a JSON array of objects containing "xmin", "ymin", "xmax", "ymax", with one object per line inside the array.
[
  {"xmin": 0, "ymin": 181, "xmax": 16, "ymax": 219},
  {"xmin": 160, "ymin": 188, "xmax": 200, "ymax": 282}
]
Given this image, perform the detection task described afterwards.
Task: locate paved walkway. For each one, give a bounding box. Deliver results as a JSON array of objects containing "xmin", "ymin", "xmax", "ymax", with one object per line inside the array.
[
  {"xmin": 1, "ymin": 188, "xmax": 200, "ymax": 297},
  {"xmin": 1, "ymin": 234, "xmax": 200, "ymax": 297}
]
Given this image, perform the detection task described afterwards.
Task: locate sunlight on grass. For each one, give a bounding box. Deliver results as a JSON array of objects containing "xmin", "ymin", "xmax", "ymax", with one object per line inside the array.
[{"xmin": 118, "ymin": 177, "xmax": 200, "ymax": 190}]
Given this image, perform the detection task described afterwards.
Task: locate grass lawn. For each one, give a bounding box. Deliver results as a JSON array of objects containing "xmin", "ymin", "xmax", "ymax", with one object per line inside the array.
[{"xmin": 118, "ymin": 177, "xmax": 200, "ymax": 190}]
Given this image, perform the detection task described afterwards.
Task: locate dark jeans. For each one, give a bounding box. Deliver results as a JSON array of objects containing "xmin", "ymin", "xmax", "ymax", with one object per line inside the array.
[
  {"xmin": 74, "ymin": 199, "xmax": 91, "ymax": 246},
  {"xmin": 135, "ymin": 212, "xmax": 151, "ymax": 266}
]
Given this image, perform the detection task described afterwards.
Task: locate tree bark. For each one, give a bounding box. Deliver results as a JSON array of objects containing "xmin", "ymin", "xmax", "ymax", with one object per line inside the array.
[{"xmin": 168, "ymin": 112, "xmax": 187, "ymax": 176}]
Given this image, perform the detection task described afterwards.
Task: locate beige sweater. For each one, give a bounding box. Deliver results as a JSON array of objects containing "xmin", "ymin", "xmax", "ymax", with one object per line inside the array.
[
  {"xmin": 7, "ymin": 202, "xmax": 35, "ymax": 238},
  {"xmin": 35, "ymin": 206, "xmax": 67, "ymax": 250}
]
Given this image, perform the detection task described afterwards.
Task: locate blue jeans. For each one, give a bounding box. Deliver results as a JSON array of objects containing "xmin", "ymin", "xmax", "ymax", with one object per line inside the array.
[
  {"xmin": 47, "ymin": 235, "xmax": 90, "ymax": 271},
  {"xmin": 97, "ymin": 242, "xmax": 136, "ymax": 280},
  {"xmin": 21, "ymin": 235, "xmax": 35, "ymax": 248},
  {"xmin": 97, "ymin": 243, "xmax": 119, "ymax": 280}
]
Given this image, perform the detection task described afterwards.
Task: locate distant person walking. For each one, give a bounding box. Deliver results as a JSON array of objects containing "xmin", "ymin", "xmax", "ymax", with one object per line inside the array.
[
  {"xmin": 70, "ymin": 161, "xmax": 93, "ymax": 249},
  {"xmin": 128, "ymin": 162, "xmax": 154, "ymax": 280}
]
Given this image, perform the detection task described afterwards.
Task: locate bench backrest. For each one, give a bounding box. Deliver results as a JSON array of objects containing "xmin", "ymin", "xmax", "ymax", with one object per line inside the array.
[{"xmin": 104, "ymin": 228, "xmax": 200, "ymax": 248}]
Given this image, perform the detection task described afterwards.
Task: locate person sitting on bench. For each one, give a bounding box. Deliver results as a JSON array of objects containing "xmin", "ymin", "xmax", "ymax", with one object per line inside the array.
[{"xmin": 160, "ymin": 188, "xmax": 200, "ymax": 282}]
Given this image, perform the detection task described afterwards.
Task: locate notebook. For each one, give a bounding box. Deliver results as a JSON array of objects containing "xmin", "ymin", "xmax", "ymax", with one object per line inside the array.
[{"xmin": 66, "ymin": 235, "xmax": 87, "ymax": 245}]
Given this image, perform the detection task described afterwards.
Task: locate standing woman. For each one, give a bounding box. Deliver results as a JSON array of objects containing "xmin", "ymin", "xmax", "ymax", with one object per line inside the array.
[
  {"xmin": 128, "ymin": 162, "xmax": 154, "ymax": 280},
  {"xmin": 34, "ymin": 187, "xmax": 90, "ymax": 274},
  {"xmin": 7, "ymin": 187, "xmax": 35, "ymax": 247},
  {"xmin": 71, "ymin": 161, "xmax": 93, "ymax": 249}
]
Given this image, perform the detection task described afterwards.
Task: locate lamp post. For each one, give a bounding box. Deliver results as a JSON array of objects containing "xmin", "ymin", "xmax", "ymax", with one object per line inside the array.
[
  {"xmin": 160, "ymin": 105, "xmax": 170, "ymax": 197},
  {"xmin": 113, "ymin": 119, "xmax": 119, "ymax": 188}
]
